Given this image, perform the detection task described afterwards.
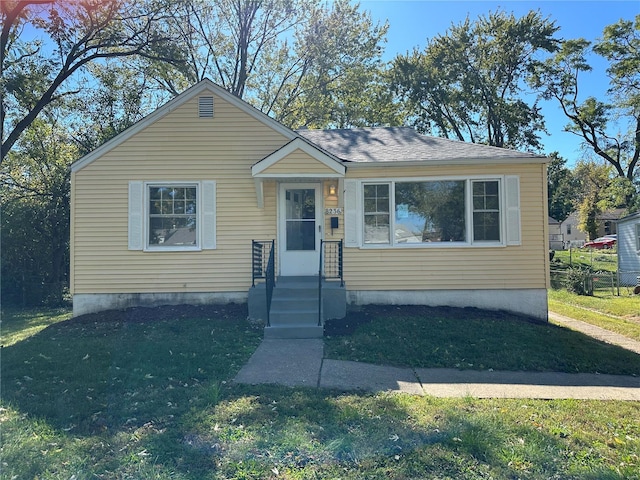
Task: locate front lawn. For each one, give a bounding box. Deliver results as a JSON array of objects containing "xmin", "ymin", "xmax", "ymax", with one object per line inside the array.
[
  {"xmin": 325, "ymin": 305, "xmax": 640, "ymax": 375},
  {"xmin": 1, "ymin": 307, "xmax": 72, "ymax": 346},
  {"xmin": 1, "ymin": 306, "xmax": 639, "ymax": 479},
  {"xmin": 548, "ymin": 289, "xmax": 640, "ymax": 342}
]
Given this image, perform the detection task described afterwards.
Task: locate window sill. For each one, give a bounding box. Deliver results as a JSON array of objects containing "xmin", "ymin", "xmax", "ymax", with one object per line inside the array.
[
  {"xmin": 359, "ymin": 242, "xmax": 506, "ymax": 249},
  {"xmin": 143, "ymin": 246, "xmax": 203, "ymax": 253}
]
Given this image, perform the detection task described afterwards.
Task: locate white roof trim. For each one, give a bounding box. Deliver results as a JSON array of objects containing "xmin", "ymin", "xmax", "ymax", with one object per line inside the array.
[
  {"xmin": 71, "ymin": 79, "xmax": 297, "ymax": 173},
  {"xmin": 251, "ymin": 138, "xmax": 346, "ymax": 177}
]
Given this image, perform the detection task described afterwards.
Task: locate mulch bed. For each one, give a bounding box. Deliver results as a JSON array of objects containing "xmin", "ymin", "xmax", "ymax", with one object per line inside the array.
[
  {"xmin": 62, "ymin": 302, "xmax": 538, "ymax": 335},
  {"xmin": 69, "ymin": 303, "xmax": 249, "ymax": 326}
]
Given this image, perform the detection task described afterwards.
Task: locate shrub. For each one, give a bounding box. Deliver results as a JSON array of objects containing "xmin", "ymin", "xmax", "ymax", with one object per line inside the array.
[{"xmin": 562, "ymin": 267, "xmax": 591, "ymax": 295}]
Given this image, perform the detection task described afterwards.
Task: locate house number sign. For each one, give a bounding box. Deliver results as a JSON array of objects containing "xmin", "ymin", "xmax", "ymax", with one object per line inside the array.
[{"xmin": 325, "ymin": 208, "xmax": 343, "ymax": 215}]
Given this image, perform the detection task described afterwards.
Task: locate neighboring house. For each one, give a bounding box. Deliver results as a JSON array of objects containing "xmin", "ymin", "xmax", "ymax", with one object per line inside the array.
[
  {"xmin": 548, "ymin": 216, "xmax": 563, "ymax": 250},
  {"xmin": 599, "ymin": 208, "xmax": 626, "ymax": 237},
  {"xmin": 560, "ymin": 212, "xmax": 586, "ymax": 247},
  {"xmin": 560, "ymin": 209, "xmax": 626, "ymax": 248},
  {"xmin": 70, "ymin": 79, "xmax": 550, "ymax": 335},
  {"xmin": 617, "ymin": 211, "xmax": 640, "ymax": 286}
]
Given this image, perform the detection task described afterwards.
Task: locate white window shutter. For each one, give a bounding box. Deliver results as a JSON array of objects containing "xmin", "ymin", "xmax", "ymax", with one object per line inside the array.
[
  {"xmin": 128, "ymin": 181, "xmax": 144, "ymax": 250},
  {"xmin": 505, "ymin": 175, "xmax": 521, "ymax": 246},
  {"xmin": 343, "ymin": 179, "xmax": 360, "ymax": 247},
  {"xmin": 201, "ymin": 181, "xmax": 216, "ymax": 249}
]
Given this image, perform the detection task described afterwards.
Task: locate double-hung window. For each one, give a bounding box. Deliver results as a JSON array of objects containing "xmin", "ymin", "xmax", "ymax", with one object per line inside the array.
[
  {"xmin": 472, "ymin": 180, "xmax": 500, "ymax": 242},
  {"xmin": 356, "ymin": 177, "xmax": 516, "ymax": 247},
  {"xmin": 148, "ymin": 185, "xmax": 198, "ymax": 248},
  {"xmin": 363, "ymin": 184, "xmax": 391, "ymax": 244},
  {"xmin": 128, "ymin": 180, "xmax": 216, "ymax": 251}
]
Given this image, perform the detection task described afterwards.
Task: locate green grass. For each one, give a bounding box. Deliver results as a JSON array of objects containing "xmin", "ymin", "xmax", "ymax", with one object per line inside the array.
[
  {"xmin": 548, "ymin": 289, "xmax": 640, "ymax": 342},
  {"xmin": 552, "ymin": 249, "xmax": 618, "ymax": 272},
  {"xmin": 548, "ymin": 248, "xmax": 640, "ymax": 340},
  {"xmin": 2, "ymin": 306, "xmax": 640, "ymax": 479},
  {"xmin": 324, "ymin": 305, "xmax": 640, "ymax": 375},
  {"xmin": 1, "ymin": 307, "xmax": 72, "ymax": 346}
]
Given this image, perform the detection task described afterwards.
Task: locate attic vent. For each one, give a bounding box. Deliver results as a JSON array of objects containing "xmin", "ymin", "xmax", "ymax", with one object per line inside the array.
[{"xmin": 199, "ymin": 96, "xmax": 214, "ymax": 118}]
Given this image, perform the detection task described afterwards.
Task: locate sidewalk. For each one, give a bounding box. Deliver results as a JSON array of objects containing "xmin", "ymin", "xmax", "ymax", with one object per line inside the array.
[
  {"xmin": 548, "ymin": 311, "xmax": 640, "ymax": 355},
  {"xmin": 234, "ymin": 314, "xmax": 640, "ymax": 400}
]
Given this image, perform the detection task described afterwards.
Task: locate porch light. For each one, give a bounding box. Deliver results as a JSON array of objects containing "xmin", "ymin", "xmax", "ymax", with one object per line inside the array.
[{"xmin": 329, "ymin": 183, "xmax": 337, "ymax": 196}]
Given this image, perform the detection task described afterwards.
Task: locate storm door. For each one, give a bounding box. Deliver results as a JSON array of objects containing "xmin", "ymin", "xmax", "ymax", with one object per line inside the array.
[{"xmin": 279, "ymin": 183, "xmax": 321, "ymax": 276}]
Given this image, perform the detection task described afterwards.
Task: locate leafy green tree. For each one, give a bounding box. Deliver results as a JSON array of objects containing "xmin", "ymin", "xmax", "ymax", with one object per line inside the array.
[
  {"xmin": 530, "ymin": 15, "xmax": 640, "ymax": 202},
  {"xmin": 573, "ymin": 160, "xmax": 612, "ymax": 240},
  {"xmin": 1, "ymin": 117, "xmax": 76, "ymax": 305},
  {"xmin": 264, "ymin": 0, "xmax": 393, "ymax": 128},
  {"xmin": 70, "ymin": 61, "xmax": 153, "ymax": 155},
  {"xmin": 149, "ymin": 0, "xmax": 392, "ymax": 129},
  {"xmin": 1, "ymin": 0, "xmax": 182, "ymax": 163},
  {"xmin": 547, "ymin": 152, "xmax": 577, "ymax": 221},
  {"xmin": 390, "ymin": 10, "xmax": 559, "ymax": 150},
  {"xmin": 147, "ymin": 0, "xmax": 311, "ymax": 98}
]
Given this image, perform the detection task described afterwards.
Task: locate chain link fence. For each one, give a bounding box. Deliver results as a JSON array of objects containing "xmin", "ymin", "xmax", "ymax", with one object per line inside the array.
[{"xmin": 550, "ymin": 269, "xmax": 640, "ymax": 297}]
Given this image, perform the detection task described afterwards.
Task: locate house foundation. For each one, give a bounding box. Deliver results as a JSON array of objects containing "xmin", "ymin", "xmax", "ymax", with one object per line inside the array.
[{"xmin": 72, "ymin": 292, "xmax": 247, "ymax": 317}]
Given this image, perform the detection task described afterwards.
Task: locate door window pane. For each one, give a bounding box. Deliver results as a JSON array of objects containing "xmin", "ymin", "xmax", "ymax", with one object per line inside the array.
[{"xmin": 285, "ymin": 188, "xmax": 315, "ymax": 250}]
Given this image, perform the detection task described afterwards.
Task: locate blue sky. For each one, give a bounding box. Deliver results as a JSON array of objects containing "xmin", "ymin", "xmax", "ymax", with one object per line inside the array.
[{"xmin": 360, "ymin": 0, "xmax": 639, "ymax": 162}]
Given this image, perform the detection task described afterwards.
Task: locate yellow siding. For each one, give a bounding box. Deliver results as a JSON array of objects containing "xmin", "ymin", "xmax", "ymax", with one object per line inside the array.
[
  {"xmin": 72, "ymin": 89, "xmax": 548, "ymax": 296},
  {"xmin": 261, "ymin": 149, "xmax": 339, "ymax": 175},
  {"xmin": 322, "ymin": 180, "xmax": 345, "ymax": 240},
  {"xmin": 342, "ymin": 163, "xmax": 549, "ymax": 290},
  {"xmin": 72, "ymin": 92, "xmax": 283, "ymax": 294}
]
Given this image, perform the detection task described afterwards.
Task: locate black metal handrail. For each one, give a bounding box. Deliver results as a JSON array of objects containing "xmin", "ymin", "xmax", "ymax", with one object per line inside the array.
[
  {"xmin": 321, "ymin": 240, "xmax": 344, "ymax": 286},
  {"xmin": 318, "ymin": 239, "xmax": 344, "ymax": 326},
  {"xmin": 252, "ymin": 240, "xmax": 275, "ymax": 326},
  {"xmin": 318, "ymin": 243, "xmax": 323, "ymax": 326},
  {"xmin": 252, "ymin": 240, "xmax": 272, "ymax": 286},
  {"xmin": 265, "ymin": 241, "xmax": 275, "ymax": 327}
]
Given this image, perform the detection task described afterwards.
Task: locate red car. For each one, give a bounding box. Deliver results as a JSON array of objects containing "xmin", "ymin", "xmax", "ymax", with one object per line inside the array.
[{"xmin": 583, "ymin": 237, "xmax": 616, "ymax": 249}]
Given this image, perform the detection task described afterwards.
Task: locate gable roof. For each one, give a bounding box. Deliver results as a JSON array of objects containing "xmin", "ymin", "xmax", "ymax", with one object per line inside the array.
[
  {"xmin": 71, "ymin": 78, "xmax": 547, "ymax": 174},
  {"xmin": 71, "ymin": 78, "xmax": 298, "ymax": 173},
  {"xmin": 252, "ymin": 138, "xmax": 345, "ymax": 178},
  {"xmin": 297, "ymin": 127, "xmax": 546, "ymax": 165}
]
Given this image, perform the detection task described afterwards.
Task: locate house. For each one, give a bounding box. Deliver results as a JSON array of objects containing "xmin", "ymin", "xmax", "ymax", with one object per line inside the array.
[
  {"xmin": 561, "ymin": 209, "xmax": 626, "ymax": 248},
  {"xmin": 548, "ymin": 216, "xmax": 563, "ymax": 250},
  {"xmin": 617, "ymin": 211, "xmax": 640, "ymax": 286},
  {"xmin": 560, "ymin": 212, "xmax": 585, "ymax": 247},
  {"xmin": 70, "ymin": 79, "xmax": 550, "ymax": 336}
]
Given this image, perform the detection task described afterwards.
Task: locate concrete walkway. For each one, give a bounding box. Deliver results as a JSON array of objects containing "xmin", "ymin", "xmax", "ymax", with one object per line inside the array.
[
  {"xmin": 234, "ymin": 314, "xmax": 640, "ymax": 400},
  {"xmin": 548, "ymin": 311, "xmax": 640, "ymax": 355}
]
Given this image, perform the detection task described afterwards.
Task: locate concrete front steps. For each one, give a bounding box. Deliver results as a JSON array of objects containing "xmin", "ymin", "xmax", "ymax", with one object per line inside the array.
[{"xmin": 264, "ymin": 276, "xmax": 323, "ymax": 339}]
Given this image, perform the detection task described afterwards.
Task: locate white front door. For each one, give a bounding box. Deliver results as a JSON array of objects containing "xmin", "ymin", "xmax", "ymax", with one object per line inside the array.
[{"xmin": 279, "ymin": 183, "xmax": 322, "ymax": 276}]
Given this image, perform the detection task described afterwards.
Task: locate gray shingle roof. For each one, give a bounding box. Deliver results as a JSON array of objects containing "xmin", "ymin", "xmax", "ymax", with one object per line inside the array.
[{"xmin": 297, "ymin": 127, "xmax": 545, "ymax": 164}]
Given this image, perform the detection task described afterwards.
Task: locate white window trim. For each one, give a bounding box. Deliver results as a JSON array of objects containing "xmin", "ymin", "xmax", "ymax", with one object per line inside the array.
[
  {"xmin": 470, "ymin": 179, "xmax": 504, "ymax": 246},
  {"xmin": 144, "ymin": 181, "xmax": 202, "ymax": 252},
  {"xmin": 353, "ymin": 175, "xmax": 515, "ymax": 249},
  {"xmin": 128, "ymin": 180, "xmax": 216, "ymax": 252}
]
